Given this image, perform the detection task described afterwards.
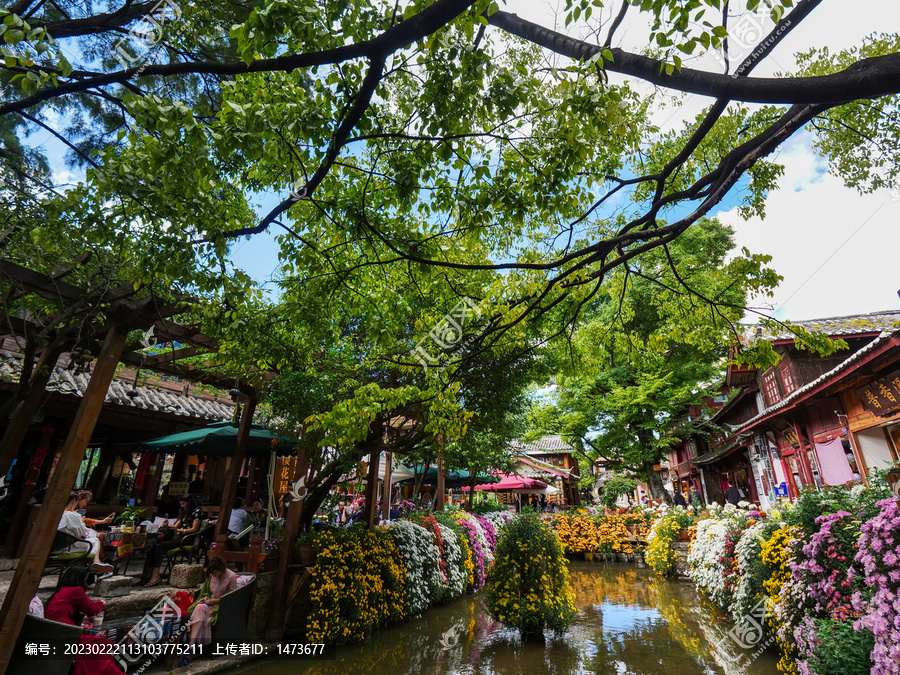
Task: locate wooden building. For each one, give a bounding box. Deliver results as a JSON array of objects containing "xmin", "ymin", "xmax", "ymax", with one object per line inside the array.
[
  {"xmin": 0, "ymin": 337, "xmax": 236, "ymax": 557},
  {"xmin": 510, "ymin": 435, "xmax": 582, "ymax": 506},
  {"xmin": 677, "ymin": 311, "xmax": 900, "ymax": 507}
]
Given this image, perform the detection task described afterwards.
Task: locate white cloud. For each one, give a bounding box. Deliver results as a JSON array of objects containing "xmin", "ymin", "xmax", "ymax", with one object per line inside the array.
[
  {"xmin": 718, "ymin": 137, "xmax": 900, "ymax": 321},
  {"xmin": 51, "ymin": 169, "xmax": 80, "ymax": 186},
  {"xmin": 509, "ymin": 0, "xmax": 900, "ymax": 322}
]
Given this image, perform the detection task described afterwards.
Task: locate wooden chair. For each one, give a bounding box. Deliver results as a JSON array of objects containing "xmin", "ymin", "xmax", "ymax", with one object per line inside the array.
[
  {"xmin": 210, "ymin": 574, "xmax": 256, "ymax": 646},
  {"xmin": 162, "ymin": 523, "xmax": 215, "ymax": 577},
  {"xmin": 10, "ymin": 613, "xmax": 83, "ymax": 675},
  {"xmin": 45, "ymin": 530, "xmax": 94, "ymax": 575},
  {"xmin": 227, "ymin": 523, "xmax": 255, "ymax": 549}
]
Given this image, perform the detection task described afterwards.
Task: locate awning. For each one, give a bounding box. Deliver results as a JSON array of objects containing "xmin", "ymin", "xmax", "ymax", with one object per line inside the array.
[
  {"xmin": 140, "ymin": 421, "xmax": 297, "ymax": 458},
  {"xmin": 461, "ymin": 473, "xmax": 548, "ymax": 492},
  {"xmin": 514, "ymin": 485, "xmax": 561, "ymax": 495}
]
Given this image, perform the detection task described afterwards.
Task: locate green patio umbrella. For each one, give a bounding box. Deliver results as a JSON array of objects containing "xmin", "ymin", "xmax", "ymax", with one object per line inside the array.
[
  {"xmin": 397, "ymin": 465, "xmax": 499, "ymax": 488},
  {"xmin": 140, "ymin": 421, "xmax": 297, "ymax": 457}
]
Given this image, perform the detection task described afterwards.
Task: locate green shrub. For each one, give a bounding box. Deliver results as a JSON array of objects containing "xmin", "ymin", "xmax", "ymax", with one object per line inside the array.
[
  {"xmin": 484, "ymin": 514, "xmax": 576, "ymax": 638},
  {"xmin": 599, "ymin": 474, "xmax": 637, "ymax": 510},
  {"xmin": 807, "ymin": 618, "xmax": 874, "ymax": 675}
]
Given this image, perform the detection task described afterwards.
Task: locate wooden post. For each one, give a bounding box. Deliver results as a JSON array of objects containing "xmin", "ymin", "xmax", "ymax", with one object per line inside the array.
[
  {"xmin": 0, "ymin": 324, "xmax": 126, "ymax": 675},
  {"xmin": 435, "ymin": 454, "xmax": 445, "ymax": 512},
  {"xmin": 140, "ymin": 452, "xmax": 166, "ymax": 508},
  {"xmin": 783, "ymin": 457, "xmax": 800, "ymax": 500},
  {"xmin": 791, "ymin": 418, "xmax": 815, "ymax": 487},
  {"xmin": 381, "ymin": 452, "xmax": 392, "ymax": 522},
  {"xmin": 246, "ymin": 534, "xmax": 262, "ymax": 573},
  {"xmin": 215, "ymin": 392, "xmax": 257, "ymax": 540},
  {"xmin": 364, "ymin": 452, "xmax": 380, "ymax": 528},
  {"xmin": 266, "ymin": 449, "xmax": 307, "ymax": 641}
]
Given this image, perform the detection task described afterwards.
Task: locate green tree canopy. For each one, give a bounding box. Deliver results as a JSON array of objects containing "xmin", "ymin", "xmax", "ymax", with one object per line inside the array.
[
  {"xmin": 525, "ymin": 217, "xmax": 792, "ymax": 501},
  {"xmin": 2, "ymin": 0, "xmax": 899, "ymax": 358}
]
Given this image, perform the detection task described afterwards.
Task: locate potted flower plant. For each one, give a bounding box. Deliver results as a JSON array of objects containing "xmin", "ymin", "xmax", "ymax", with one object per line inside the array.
[{"xmin": 295, "ymin": 531, "xmax": 317, "ymax": 566}]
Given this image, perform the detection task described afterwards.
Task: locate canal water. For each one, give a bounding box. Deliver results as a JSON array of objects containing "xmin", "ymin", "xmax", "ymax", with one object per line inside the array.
[{"xmin": 233, "ymin": 562, "xmax": 779, "ymax": 674}]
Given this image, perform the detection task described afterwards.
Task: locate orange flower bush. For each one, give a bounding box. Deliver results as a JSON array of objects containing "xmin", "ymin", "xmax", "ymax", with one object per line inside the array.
[{"xmin": 552, "ymin": 513, "xmax": 601, "ymax": 554}]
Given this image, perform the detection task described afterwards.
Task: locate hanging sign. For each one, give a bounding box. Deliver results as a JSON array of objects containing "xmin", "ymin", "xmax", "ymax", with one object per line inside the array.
[{"xmin": 856, "ymin": 369, "xmax": 900, "ymax": 417}]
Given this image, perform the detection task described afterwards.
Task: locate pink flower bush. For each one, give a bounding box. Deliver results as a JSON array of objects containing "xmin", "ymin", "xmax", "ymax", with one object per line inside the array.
[
  {"xmin": 473, "ymin": 513, "xmax": 497, "ymax": 551},
  {"xmin": 854, "ymin": 497, "xmax": 900, "ymax": 675}
]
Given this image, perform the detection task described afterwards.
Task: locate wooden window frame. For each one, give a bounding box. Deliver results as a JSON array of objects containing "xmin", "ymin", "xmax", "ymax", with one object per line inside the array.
[{"xmin": 762, "ymin": 368, "xmax": 781, "ymax": 407}]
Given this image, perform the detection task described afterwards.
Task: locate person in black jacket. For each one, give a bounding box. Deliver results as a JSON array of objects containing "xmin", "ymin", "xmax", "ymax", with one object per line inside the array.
[
  {"xmin": 673, "ymin": 490, "xmax": 687, "ymax": 507},
  {"xmin": 724, "ymin": 481, "xmax": 741, "ymax": 506}
]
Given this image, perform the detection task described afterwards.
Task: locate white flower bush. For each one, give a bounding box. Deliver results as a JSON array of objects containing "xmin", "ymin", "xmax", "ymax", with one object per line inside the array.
[
  {"xmin": 688, "ymin": 517, "xmax": 730, "ymax": 604},
  {"xmin": 731, "ymin": 521, "xmax": 769, "ymax": 623},
  {"xmin": 482, "ymin": 511, "xmax": 511, "ymax": 537},
  {"xmin": 437, "ymin": 522, "xmax": 468, "ymax": 601},
  {"xmin": 387, "ymin": 520, "xmax": 445, "ymax": 616}
]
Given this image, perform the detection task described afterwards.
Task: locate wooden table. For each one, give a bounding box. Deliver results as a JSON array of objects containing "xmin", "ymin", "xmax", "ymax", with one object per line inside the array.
[{"xmin": 98, "ymin": 531, "xmax": 158, "ymax": 575}]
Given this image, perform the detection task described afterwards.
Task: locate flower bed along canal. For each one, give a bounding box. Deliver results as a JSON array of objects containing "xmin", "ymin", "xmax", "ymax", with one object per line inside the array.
[{"xmin": 230, "ymin": 562, "xmax": 779, "ymax": 675}]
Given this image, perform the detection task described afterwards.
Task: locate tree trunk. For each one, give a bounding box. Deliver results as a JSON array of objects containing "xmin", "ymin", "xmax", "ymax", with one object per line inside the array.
[
  {"xmin": 644, "ymin": 463, "xmax": 672, "ymax": 505},
  {"xmin": 413, "ymin": 450, "xmax": 433, "ymax": 504}
]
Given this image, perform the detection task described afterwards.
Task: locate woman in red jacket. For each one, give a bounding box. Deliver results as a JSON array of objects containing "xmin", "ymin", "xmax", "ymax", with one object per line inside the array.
[{"xmin": 45, "ymin": 565, "xmax": 124, "ymax": 675}]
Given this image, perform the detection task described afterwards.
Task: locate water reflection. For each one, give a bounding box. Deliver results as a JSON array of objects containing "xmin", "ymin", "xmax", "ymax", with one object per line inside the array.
[{"xmin": 233, "ymin": 563, "xmax": 778, "ymax": 675}]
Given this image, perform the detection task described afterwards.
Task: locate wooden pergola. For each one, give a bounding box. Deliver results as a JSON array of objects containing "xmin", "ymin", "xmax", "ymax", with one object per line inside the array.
[{"xmin": 0, "ymin": 260, "xmax": 284, "ymax": 675}]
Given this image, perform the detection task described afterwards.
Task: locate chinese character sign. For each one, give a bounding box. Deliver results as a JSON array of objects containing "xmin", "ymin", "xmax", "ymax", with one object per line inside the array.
[{"xmin": 857, "ymin": 368, "xmax": 900, "ymax": 416}]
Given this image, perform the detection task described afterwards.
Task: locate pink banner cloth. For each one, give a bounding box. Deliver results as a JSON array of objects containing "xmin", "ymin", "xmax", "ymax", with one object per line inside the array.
[{"xmin": 814, "ymin": 437, "xmax": 854, "ymax": 486}]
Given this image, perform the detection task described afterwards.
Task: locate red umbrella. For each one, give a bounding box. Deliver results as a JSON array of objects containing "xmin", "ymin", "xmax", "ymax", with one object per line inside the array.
[{"xmin": 461, "ymin": 473, "xmax": 548, "ymax": 491}]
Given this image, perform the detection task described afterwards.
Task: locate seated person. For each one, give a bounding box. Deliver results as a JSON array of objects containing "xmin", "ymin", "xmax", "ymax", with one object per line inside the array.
[
  {"xmin": 45, "ymin": 565, "xmax": 124, "ymax": 675},
  {"xmin": 76, "ymin": 490, "xmax": 113, "ymax": 529},
  {"xmin": 178, "ymin": 557, "xmax": 238, "ymax": 667},
  {"xmin": 334, "ymin": 500, "xmax": 349, "ymax": 526},
  {"xmin": 58, "ymin": 491, "xmax": 113, "ymax": 575},
  {"xmin": 155, "ymin": 484, "xmax": 181, "ymax": 520},
  {"xmin": 249, "ymin": 498, "xmax": 265, "ymax": 526},
  {"xmin": 227, "ymin": 497, "xmax": 253, "ymax": 538},
  {"xmin": 349, "ymin": 499, "xmax": 365, "ymax": 524},
  {"xmin": 142, "ymin": 494, "xmax": 202, "ymax": 587}
]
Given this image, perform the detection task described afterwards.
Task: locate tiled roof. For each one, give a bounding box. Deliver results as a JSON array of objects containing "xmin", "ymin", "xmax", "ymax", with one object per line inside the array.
[
  {"xmin": 0, "ymin": 352, "xmax": 233, "ymax": 422},
  {"xmin": 744, "ymin": 310, "xmax": 900, "ymax": 341},
  {"xmin": 510, "ymin": 435, "xmax": 575, "ymax": 454},
  {"xmin": 515, "ymin": 456, "xmax": 572, "ymax": 479},
  {"xmin": 737, "ymin": 324, "xmax": 900, "ymax": 431}
]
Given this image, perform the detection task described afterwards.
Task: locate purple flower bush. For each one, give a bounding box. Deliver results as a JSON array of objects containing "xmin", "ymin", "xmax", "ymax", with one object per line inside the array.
[
  {"xmin": 853, "ymin": 497, "xmax": 900, "ymax": 675},
  {"xmin": 788, "ymin": 510, "xmax": 868, "ymax": 673},
  {"xmin": 797, "ymin": 511, "xmax": 861, "ymax": 616},
  {"xmin": 473, "ymin": 513, "xmax": 497, "ymax": 551},
  {"xmin": 459, "ymin": 518, "xmax": 489, "ymax": 589}
]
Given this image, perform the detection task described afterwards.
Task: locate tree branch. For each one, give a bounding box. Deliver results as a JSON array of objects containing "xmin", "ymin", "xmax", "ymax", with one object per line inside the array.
[{"xmin": 487, "ymin": 9, "xmax": 900, "ymax": 104}]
